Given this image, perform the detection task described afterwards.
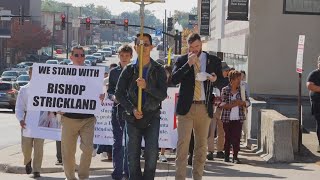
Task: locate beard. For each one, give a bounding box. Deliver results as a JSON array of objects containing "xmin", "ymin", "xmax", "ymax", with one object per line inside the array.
[{"xmin": 197, "ymin": 48, "xmax": 202, "ymax": 57}]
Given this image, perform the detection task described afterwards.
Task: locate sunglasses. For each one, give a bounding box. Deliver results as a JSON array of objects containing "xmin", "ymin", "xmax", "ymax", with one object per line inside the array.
[
  {"xmin": 137, "ymin": 43, "xmax": 151, "ymax": 47},
  {"xmin": 74, "ymin": 54, "xmax": 85, "ymax": 57}
]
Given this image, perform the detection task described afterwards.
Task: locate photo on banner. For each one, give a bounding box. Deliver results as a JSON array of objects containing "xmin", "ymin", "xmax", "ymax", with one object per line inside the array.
[{"xmin": 23, "ymin": 88, "xmax": 180, "ymax": 148}]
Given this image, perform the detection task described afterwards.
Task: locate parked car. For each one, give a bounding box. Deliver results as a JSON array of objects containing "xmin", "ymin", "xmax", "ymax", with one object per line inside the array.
[
  {"xmin": 92, "ymin": 53, "xmax": 103, "ymax": 63},
  {"xmin": 46, "ymin": 60, "xmax": 59, "ymax": 64},
  {"xmin": 101, "ymin": 48, "xmax": 113, "ymax": 57},
  {"xmin": 16, "ymin": 74, "xmax": 30, "ymax": 87},
  {"xmin": 109, "ymin": 46, "xmax": 117, "ymax": 55},
  {"xmin": 114, "ymin": 43, "xmax": 122, "ymax": 51},
  {"xmin": 0, "ymin": 71, "xmax": 20, "ymax": 81},
  {"xmin": 88, "ymin": 45, "xmax": 98, "ymax": 54},
  {"xmin": 84, "ymin": 60, "xmax": 91, "ymax": 66},
  {"xmin": 0, "ymin": 81, "xmax": 20, "ymax": 112},
  {"xmin": 59, "ymin": 59, "xmax": 72, "ymax": 65},
  {"xmin": 85, "ymin": 55, "xmax": 97, "ymax": 66},
  {"xmin": 17, "ymin": 61, "xmax": 34, "ymax": 67}
]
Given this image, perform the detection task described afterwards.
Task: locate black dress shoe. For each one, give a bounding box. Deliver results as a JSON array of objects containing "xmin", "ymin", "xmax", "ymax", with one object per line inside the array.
[
  {"xmin": 32, "ymin": 172, "xmax": 41, "ymax": 178},
  {"xmin": 206, "ymin": 152, "xmax": 214, "ymax": 160},
  {"xmin": 188, "ymin": 154, "xmax": 193, "ymax": 166},
  {"xmin": 232, "ymin": 157, "xmax": 241, "ymax": 164},
  {"xmin": 216, "ymin": 151, "xmax": 225, "ymax": 159},
  {"xmin": 224, "ymin": 156, "xmax": 230, "ymax": 162},
  {"xmin": 25, "ymin": 160, "xmax": 32, "ymax": 174}
]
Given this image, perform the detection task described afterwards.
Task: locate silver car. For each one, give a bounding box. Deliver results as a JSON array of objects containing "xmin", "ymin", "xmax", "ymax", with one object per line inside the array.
[
  {"xmin": 1, "ymin": 71, "xmax": 20, "ymax": 81},
  {"xmin": 0, "ymin": 81, "xmax": 19, "ymax": 112}
]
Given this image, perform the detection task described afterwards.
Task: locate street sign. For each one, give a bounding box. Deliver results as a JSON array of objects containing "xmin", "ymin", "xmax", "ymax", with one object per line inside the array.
[
  {"xmin": 0, "ymin": 10, "xmax": 12, "ymax": 21},
  {"xmin": 200, "ymin": 0, "xmax": 210, "ymax": 36},
  {"xmin": 120, "ymin": 0, "xmax": 165, "ymax": 2},
  {"xmin": 227, "ymin": 0, "xmax": 249, "ymax": 21},
  {"xmin": 296, "ymin": 35, "xmax": 305, "ymax": 73},
  {"xmin": 99, "ymin": 19, "xmax": 116, "ymax": 28},
  {"xmin": 189, "ymin": 14, "xmax": 198, "ymax": 25},
  {"xmin": 72, "ymin": 19, "xmax": 81, "ymax": 28},
  {"xmin": 155, "ymin": 29, "xmax": 162, "ymax": 36}
]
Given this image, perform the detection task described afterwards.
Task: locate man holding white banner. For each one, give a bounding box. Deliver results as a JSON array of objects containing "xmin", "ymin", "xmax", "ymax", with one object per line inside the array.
[
  {"xmin": 26, "ymin": 46, "xmax": 105, "ymax": 180},
  {"xmin": 59, "ymin": 46, "xmax": 104, "ymax": 180}
]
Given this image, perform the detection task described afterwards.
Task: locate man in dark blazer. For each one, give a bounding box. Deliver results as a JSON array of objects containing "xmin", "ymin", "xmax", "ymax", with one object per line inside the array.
[{"xmin": 172, "ymin": 33, "xmax": 222, "ymax": 180}]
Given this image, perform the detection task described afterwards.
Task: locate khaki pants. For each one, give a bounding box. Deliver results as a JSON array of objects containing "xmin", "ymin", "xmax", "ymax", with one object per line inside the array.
[
  {"xmin": 21, "ymin": 136, "xmax": 44, "ymax": 173},
  {"xmin": 207, "ymin": 107, "xmax": 225, "ymax": 152},
  {"xmin": 175, "ymin": 104, "xmax": 211, "ymax": 180},
  {"xmin": 61, "ymin": 116, "xmax": 96, "ymax": 180}
]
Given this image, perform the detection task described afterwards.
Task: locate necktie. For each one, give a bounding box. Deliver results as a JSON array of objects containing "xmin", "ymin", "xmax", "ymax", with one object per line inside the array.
[{"xmin": 194, "ymin": 59, "xmax": 202, "ymax": 101}]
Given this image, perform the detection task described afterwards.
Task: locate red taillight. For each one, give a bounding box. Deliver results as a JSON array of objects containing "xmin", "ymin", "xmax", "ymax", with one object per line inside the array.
[{"xmin": 7, "ymin": 89, "xmax": 16, "ymax": 94}]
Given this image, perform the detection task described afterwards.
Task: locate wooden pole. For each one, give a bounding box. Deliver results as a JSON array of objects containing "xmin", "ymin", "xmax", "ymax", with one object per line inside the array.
[{"xmin": 137, "ymin": 0, "xmax": 145, "ymax": 111}]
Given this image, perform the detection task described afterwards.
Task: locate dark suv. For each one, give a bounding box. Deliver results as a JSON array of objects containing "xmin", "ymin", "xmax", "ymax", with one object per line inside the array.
[{"xmin": 0, "ymin": 81, "xmax": 20, "ymax": 112}]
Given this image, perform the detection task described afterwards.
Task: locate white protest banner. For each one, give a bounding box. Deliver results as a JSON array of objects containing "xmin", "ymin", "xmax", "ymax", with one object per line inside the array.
[
  {"xmin": 23, "ymin": 99, "xmax": 114, "ymax": 145},
  {"xmin": 23, "ymin": 88, "xmax": 179, "ymax": 148},
  {"xmin": 158, "ymin": 87, "xmax": 179, "ymax": 148},
  {"xmin": 27, "ymin": 63, "xmax": 104, "ymax": 114},
  {"xmin": 93, "ymin": 100, "xmax": 114, "ymax": 145}
]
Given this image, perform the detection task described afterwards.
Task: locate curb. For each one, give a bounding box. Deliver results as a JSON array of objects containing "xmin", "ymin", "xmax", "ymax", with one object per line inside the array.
[{"xmin": 0, "ymin": 163, "xmax": 64, "ymax": 174}]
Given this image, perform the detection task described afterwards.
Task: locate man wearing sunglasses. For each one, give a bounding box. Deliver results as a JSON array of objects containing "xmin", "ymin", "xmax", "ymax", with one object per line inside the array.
[
  {"xmin": 115, "ymin": 33, "xmax": 168, "ymax": 180},
  {"xmin": 60, "ymin": 46, "xmax": 104, "ymax": 180}
]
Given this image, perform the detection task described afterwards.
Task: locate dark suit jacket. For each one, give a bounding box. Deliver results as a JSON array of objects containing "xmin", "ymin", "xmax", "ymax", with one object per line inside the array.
[{"xmin": 172, "ymin": 51, "xmax": 222, "ymax": 118}]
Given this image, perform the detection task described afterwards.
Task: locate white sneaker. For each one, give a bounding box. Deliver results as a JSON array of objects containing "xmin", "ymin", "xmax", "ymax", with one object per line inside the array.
[
  {"xmin": 92, "ymin": 149, "xmax": 97, "ymax": 157},
  {"xmin": 102, "ymin": 152, "xmax": 108, "ymax": 158},
  {"xmin": 159, "ymin": 154, "xmax": 167, "ymax": 162}
]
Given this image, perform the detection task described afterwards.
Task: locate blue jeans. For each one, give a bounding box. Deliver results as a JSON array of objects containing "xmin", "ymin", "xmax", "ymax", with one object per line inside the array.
[
  {"xmin": 126, "ymin": 112, "xmax": 161, "ymax": 180},
  {"xmin": 111, "ymin": 106, "xmax": 129, "ymax": 179}
]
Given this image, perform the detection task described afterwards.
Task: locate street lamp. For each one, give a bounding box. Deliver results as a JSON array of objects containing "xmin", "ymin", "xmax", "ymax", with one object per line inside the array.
[{"xmin": 174, "ymin": 22, "xmax": 183, "ymax": 55}]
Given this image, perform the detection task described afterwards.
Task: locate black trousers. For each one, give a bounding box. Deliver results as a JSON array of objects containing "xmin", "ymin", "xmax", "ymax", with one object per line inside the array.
[
  {"xmin": 314, "ymin": 114, "xmax": 320, "ymax": 145},
  {"xmin": 56, "ymin": 141, "xmax": 62, "ymax": 162}
]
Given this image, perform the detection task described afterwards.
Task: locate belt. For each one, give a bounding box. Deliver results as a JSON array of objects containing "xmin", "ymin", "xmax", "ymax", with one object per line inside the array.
[{"xmin": 192, "ymin": 100, "xmax": 206, "ymax": 104}]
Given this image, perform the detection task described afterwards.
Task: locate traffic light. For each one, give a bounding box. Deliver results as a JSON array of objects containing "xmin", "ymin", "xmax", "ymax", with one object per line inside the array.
[
  {"xmin": 86, "ymin": 17, "xmax": 91, "ymax": 30},
  {"xmin": 61, "ymin": 14, "xmax": 66, "ymax": 30},
  {"xmin": 167, "ymin": 17, "xmax": 173, "ymax": 31},
  {"xmin": 124, "ymin": 19, "xmax": 128, "ymax": 31}
]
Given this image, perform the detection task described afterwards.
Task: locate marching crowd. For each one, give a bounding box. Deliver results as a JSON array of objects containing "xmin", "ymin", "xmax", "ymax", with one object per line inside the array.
[{"xmin": 16, "ymin": 32, "xmax": 253, "ymax": 180}]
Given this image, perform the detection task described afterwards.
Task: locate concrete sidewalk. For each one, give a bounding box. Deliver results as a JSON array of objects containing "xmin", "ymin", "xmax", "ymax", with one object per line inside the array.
[{"xmin": 0, "ymin": 133, "xmax": 320, "ymax": 179}]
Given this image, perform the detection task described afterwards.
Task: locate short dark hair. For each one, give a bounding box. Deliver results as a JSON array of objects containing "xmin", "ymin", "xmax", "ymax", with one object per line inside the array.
[
  {"xmin": 71, "ymin": 46, "xmax": 85, "ymax": 55},
  {"xmin": 240, "ymin": 70, "xmax": 246, "ymax": 75},
  {"xmin": 118, "ymin": 44, "xmax": 133, "ymax": 55},
  {"xmin": 187, "ymin": 33, "xmax": 201, "ymax": 44},
  {"xmin": 135, "ymin": 33, "xmax": 152, "ymax": 45}
]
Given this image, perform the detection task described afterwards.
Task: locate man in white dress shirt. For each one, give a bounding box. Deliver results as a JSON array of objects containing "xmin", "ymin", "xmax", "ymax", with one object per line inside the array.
[{"xmin": 15, "ymin": 66, "xmax": 44, "ymax": 178}]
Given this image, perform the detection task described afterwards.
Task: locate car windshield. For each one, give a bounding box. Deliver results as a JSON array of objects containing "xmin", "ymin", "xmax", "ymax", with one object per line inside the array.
[
  {"xmin": 24, "ymin": 62, "xmax": 34, "ymax": 66},
  {"xmin": 2, "ymin": 71, "xmax": 18, "ymax": 76},
  {"xmin": 47, "ymin": 61, "xmax": 57, "ymax": 64},
  {"xmin": 17, "ymin": 75, "xmax": 30, "ymax": 81},
  {"xmin": 103, "ymin": 48, "xmax": 111, "ymax": 51},
  {"xmin": 0, "ymin": 83, "xmax": 12, "ymax": 90},
  {"xmin": 86, "ymin": 56, "xmax": 95, "ymax": 59},
  {"xmin": 93, "ymin": 53, "xmax": 101, "ymax": 56}
]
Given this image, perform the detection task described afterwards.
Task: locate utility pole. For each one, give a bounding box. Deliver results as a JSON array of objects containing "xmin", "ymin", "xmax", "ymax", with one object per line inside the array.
[
  {"xmin": 51, "ymin": 12, "xmax": 55, "ymax": 58},
  {"xmin": 164, "ymin": 9, "xmax": 167, "ymax": 56},
  {"xmin": 65, "ymin": 5, "xmax": 70, "ymax": 59},
  {"xmin": 78, "ymin": 7, "xmax": 82, "ymax": 45}
]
